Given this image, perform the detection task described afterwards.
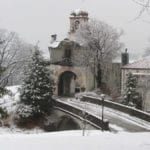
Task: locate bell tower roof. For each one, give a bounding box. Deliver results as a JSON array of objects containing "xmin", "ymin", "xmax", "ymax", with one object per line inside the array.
[
  {"xmin": 70, "ymin": 9, "xmax": 88, "ymax": 17},
  {"xmin": 69, "ymin": 9, "xmax": 89, "ymax": 40}
]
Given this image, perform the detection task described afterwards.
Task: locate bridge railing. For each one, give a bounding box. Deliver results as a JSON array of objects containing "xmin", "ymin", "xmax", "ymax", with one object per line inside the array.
[
  {"xmin": 52, "ymin": 99, "xmax": 109, "ymax": 131},
  {"xmin": 81, "ymin": 96, "xmax": 150, "ymax": 122}
]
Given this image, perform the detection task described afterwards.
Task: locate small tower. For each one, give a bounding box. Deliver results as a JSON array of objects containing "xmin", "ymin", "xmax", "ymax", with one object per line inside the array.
[
  {"xmin": 121, "ymin": 48, "xmax": 129, "ymax": 66},
  {"xmin": 68, "ymin": 9, "xmax": 89, "ymax": 40}
]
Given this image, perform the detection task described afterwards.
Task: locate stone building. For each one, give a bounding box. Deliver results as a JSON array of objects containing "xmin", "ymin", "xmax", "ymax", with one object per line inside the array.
[
  {"xmin": 48, "ymin": 10, "xmax": 95, "ymax": 96},
  {"xmin": 48, "ymin": 10, "xmax": 122, "ymax": 97},
  {"xmin": 121, "ymin": 56, "xmax": 150, "ymax": 112}
]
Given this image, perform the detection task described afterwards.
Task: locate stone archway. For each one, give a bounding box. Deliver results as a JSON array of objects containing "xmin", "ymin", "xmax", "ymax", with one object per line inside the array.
[
  {"xmin": 58, "ymin": 71, "xmax": 77, "ymax": 96},
  {"xmin": 57, "ymin": 115, "xmax": 80, "ymax": 131}
]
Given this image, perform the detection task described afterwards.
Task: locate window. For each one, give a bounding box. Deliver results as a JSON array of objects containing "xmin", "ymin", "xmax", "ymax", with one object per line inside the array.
[
  {"xmin": 64, "ymin": 49, "xmax": 71, "ymax": 59},
  {"xmin": 75, "ymin": 20, "xmax": 80, "ymax": 30}
]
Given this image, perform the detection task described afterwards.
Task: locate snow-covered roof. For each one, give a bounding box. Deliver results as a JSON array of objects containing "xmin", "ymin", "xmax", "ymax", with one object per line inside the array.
[
  {"xmin": 70, "ymin": 9, "xmax": 88, "ymax": 17},
  {"xmin": 122, "ymin": 56, "xmax": 150, "ymax": 69},
  {"xmin": 49, "ymin": 41, "xmax": 60, "ymax": 48},
  {"xmin": 49, "ymin": 38, "xmax": 81, "ymax": 49}
]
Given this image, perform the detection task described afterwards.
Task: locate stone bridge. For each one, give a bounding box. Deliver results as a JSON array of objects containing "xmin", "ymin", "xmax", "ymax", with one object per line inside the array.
[
  {"xmin": 53, "ymin": 98, "xmax": 109, "ymax": 131},
  {"xmin": 53, "ymin": 96, "xmax": 150, "ymax": 132}
]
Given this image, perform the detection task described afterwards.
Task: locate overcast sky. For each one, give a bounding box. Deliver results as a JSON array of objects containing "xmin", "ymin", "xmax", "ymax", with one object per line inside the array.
[{"xmin": 0, "ymin": 0, "xmax": 150, "ymax": 58}]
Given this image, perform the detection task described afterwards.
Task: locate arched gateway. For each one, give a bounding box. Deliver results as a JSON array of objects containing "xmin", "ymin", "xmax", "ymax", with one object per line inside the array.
[{"xmin": 58, "ymin": 71, "xmax": 77, "ymax": 96}]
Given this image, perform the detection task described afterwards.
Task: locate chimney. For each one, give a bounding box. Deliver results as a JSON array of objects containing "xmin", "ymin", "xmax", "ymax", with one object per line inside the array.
[
  {"xmin": 121, "ymin": 48, "xmax": 129, "ymax": 66},
  {"xmin": 50, "ymin": 34, "xmax": 57, "ymax": 43}
]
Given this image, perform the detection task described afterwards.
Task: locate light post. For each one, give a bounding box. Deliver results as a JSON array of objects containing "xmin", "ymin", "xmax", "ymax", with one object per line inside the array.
[
  {"xmin": 101, "ymin": 94, "xmax": 105, "ymax": 131},
  {"xmin": 82, "ymin": 101, "xmax": 87, "ymax": 136}
]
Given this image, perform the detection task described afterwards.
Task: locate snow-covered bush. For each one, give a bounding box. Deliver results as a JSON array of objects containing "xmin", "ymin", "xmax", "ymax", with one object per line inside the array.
[
  {"xmin": 14, "ymin": 104, "xmax": 34, "ymax": 125},
  {"xmin": 0, "ymin": 107, "xmax": 8, "ymax": 119},
  {"xmin": 16, "ymin": 104, "xmax": 33, "ymax": 119}
]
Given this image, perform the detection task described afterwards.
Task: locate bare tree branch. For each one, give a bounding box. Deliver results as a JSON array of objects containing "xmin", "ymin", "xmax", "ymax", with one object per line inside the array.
[
  {"xmin": 132, "ymin": 0, "xmax": 150, "ymax": 7},
  {"xmin": 0, "ymin": 29, "xmax": 33, "ymax": 86},
  {"xmin": 132, "ymin": 0, "xmax": 150, "ymax": 20}
]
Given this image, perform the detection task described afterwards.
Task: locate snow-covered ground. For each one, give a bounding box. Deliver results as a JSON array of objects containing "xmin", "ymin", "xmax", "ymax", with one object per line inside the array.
[
  {"xmin": 0, "ymin": 130, "xmax": 150, "ymax": 150},
  {"xmin": 0, "ymin": 126, "xmax": 44, "ymax": 134}
]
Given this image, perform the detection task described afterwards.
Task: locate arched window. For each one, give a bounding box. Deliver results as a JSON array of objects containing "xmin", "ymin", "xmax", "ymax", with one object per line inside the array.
[
  {"xmin": 64, "ymin": 49, "xmax": 71, "ymax": 59},
  {"xmin": 75, "ymin": 20, "xmax": 80, "ymax": 30}
]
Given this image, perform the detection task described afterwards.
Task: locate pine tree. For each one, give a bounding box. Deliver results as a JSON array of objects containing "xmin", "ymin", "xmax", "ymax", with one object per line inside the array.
[
  {"xmin": 19, "ymin": 48, "xmax": 54, "ymax": 119},
  {"xmin": 123, "ymin": 72, "xmax": 141, "ymax": 108}
]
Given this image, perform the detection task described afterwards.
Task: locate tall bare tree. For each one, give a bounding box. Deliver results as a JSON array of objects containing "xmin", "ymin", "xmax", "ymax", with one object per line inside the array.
[
  {"xmin": 74, "ymin": 19, "xmax": 123, "ymax": 88},
  {"xmin": 0, "ymin": 29, "xmax": 33, "ymax": 87}
]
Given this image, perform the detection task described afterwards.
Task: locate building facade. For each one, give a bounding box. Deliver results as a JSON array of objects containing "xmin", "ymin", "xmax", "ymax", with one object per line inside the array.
[{"xmin": 49, "ymin": 10, "xmax": 122, "ymax": 97}]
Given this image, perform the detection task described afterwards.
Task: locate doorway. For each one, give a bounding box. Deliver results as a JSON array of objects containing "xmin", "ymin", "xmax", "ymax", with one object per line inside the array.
[{"xmin": 58, "ymin": 71, "xmax": 76, "ymax": 96}]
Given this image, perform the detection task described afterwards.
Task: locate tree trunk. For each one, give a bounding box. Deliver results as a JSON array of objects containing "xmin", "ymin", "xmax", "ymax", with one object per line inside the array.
[{"xmin": 97, "ymin": 63, "xmax": 102, "ymax": 88}]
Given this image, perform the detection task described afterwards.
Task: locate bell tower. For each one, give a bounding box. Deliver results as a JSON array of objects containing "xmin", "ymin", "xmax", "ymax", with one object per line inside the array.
[{"xmin": 69, "ymin": 9, "xmax": 89, "ymax": 40}]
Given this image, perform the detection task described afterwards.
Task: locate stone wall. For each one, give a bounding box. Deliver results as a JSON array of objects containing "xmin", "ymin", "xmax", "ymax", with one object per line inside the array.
[{"xmin": 102, "ymin": 63, "xmax": 121, "ymax": 96}]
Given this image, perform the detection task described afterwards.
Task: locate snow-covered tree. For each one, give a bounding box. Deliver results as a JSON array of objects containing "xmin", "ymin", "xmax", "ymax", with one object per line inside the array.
[
  {"xmin": 0, "ymin": 28, "xmax": 33, "ymax": 86},
  {"xmin": 123, "ymin": 73, "xmax": 142, "ymax": 108},
  {"xmin": 19, "ymin": 47, "xmax": 54, "ymax": 120},
  {"xmin": 74, "ymin": 19, "xmax": 123, "ymax": 88}
]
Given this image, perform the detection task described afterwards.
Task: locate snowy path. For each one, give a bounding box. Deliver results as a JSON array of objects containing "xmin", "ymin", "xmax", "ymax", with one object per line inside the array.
[{"xmin": 58, "ymin": 98, "xmax": 150, "ymax": 132}]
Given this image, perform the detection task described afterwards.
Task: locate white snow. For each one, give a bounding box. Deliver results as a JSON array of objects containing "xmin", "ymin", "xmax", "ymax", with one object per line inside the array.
[
  {"xmin": 0, "ymin": 85, "xmax": 20, "ymax": 112},
  {"xmin": 0, "ymin": 131, "xmax": 150, "ymax": 150},
  {"xmin": 75, "ymin": 91, "xmax": 98, "ymax": 99},
  {"xmin": 6, "ymin": 85, "xmax": 20, "ymax": 94},
  {"xmin": 0, "ymin": 127, "xmax": 43, "ymax": 134},
  {"xmin": 71, "ymin": 9, "xmax": 88, "ymax": 16},
  {"xmin": 49, "ymin": 41, "xmax": 60, "ymax": 48},
  {"xmin": 74, "ymin": 9, "xmax": 82, "ymax": 14},
  {"xmin": 133, "ymin": 72, "xmax": 150, "ymax": 76}
]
